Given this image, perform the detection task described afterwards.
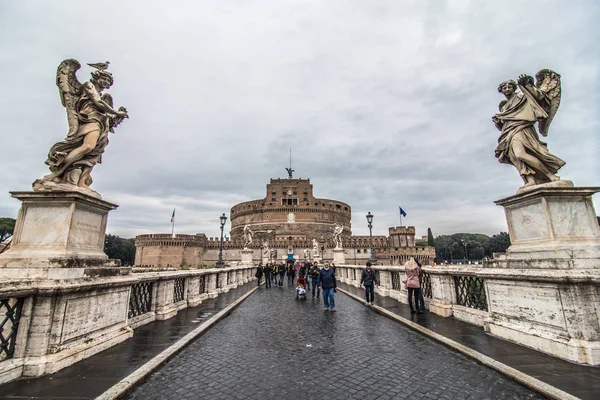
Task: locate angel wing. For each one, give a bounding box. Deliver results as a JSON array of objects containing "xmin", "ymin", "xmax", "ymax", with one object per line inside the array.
[
  {"xmin": 56, "ymin": 59, "xmax": 83, "ymax": 139},
  {"xmin": 535, "ymin": 69, "xmax": 561, "ymax": 137}
]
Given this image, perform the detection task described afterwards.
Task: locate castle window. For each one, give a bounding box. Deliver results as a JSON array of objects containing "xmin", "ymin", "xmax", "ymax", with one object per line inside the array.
[
  {"xmin": 336, "ymin": 204, "xmax": 341, "ymax": 209},
  {"xmin": 315, "ymin": 202, "xmax": 319, "ymax": 206},
  {"xmin": 293, "ymin": 199, "xmax": 298, "ymax": 205}
]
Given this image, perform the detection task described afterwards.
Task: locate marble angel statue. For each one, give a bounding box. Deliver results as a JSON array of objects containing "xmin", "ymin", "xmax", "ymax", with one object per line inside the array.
[
  {"xmin": 33, "ymin": 59, "xmax": 128, "ymax": 196},
  {"xmin": 312, "ymin": 238, "xmax": 320, "ymax": 257},
  {"xmin": 332, "ymin": 224, "xmax": 344, "ymax": 249},
  {"xmin": 243, "ymin": 225, "xmax": 254, "ymax": 249},
  {"xmin": 492, "ymin": 69, "xmax": 568, "ymax": 191}
]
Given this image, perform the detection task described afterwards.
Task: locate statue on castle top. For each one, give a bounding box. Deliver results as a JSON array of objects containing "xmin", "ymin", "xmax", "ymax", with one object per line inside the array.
[
  {"xmin": 285, "ymin": 167, "xmax": 294, "ymax": 179},
  {"xmin": 32, "ymin": 59, "xmax": 128, "ymax": 198},
  {"xmin": 332, "ymin": 224, "xmax": 344, "ymax": 249},
  {"xmin": 243, "ymin": 225, "xmax": 254, "ymax": 249},
  {"xmin": 492, "ymin": 69, "xmax": 570, "ymax": 193}
]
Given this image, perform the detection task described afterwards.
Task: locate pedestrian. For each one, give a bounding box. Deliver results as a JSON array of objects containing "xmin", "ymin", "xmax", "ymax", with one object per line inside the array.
[
  {"xmin": 304, "ymin": 262, "xmax": 311, "ymax": 290},
  {"xmin": 272, "ymin": 263, "xmax": 279, "ymax": 286},
  {"xmin": 317, "ymin": 261, "xmax": 337, "ymax": 311},
  {"xmin": 403, "ymin": 258, "xmax": 424, "ymax": 314},
  {"xmin": 308, "ymin": 262, "xmax": 320, "ymax": 299},
  {"xmin": 360, "ymin": 262, "xmax": 379, "ymax": 305},
  {"xmin": 278, "ymin": 262, "xmax": 286, "ymax": 286},
  {"xmin": 263, "ymin": 263, "xmax": 273, "ymax": 289},
  {"xmin": 414, "ymin": 257, "xmax": 426, "ymax": 312},
  {"xmin": 331, "ymin": 263, "xmax": 336, "ymax": 274},
  {"xmin": 255, "ymin": 263, "xmax": 263, "ymax": 286},
  {"xmin": 288, "ymin": 262, "xmax": 296, "ymax": 285}
]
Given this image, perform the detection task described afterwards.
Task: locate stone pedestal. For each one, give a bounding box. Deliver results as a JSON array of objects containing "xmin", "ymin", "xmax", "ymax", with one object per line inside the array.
[
  {"xmin": 0, "ymin": 191, "xmax": 126, "ymax": 279},
  {"xmin": 484, "ymin": 186, "xmax": 600, "ymax": 365},
  {"xmin": 332, "ymin": 248, "xmax": 346, "ymax": 265},
  {"xmin": 240, "ymin": 249, "xmax": 254, "ymax": 266},
  {"xmin": 494, "ymin": 187, "xmax": 600, "ymax": 268}
]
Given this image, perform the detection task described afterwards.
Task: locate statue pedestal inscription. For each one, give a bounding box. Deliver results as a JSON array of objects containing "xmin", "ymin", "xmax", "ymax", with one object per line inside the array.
[
  {"xmin": 240, "ymin": 248, "xmax": 254, "ymax": 266},
  {"xmin": 0, "ymin": 191, "xmax": 126, "ymax": 279},
  {"xmin": 332, "ymin": 248, "xmax": 346, "ymax": 265},
  {"xmin": 484, "ymin": 186, "xmax": 600, "ymax": 365}
]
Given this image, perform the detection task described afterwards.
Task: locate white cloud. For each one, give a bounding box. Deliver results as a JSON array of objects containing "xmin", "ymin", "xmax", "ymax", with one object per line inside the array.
[{"xmin": 0, "ymin": 0, "xmax": 598, "ymax": 239}]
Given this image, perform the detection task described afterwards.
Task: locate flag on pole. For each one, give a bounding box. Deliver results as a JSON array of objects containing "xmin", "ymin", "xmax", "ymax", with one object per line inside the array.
[
  {"xmin": 399, "ymin": 207, "xmax": 407, "ymax": 217},
  {"xmin": 171, "ymin": 208, "xmax": 176, "ymax": 223}
]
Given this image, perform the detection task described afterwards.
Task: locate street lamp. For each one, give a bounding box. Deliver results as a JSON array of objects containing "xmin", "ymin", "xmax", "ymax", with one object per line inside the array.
[
  {"xmin": 216, "ymin": 213, "xmax": 227, "ymax": 268},
  {"xmin": 352, "ymin": 242, "xmax": 357, "ymax": 265},
  {"xmin": 461, "ymin": 240, "xmax": 469, "ymax": 264},
  {"xmin": 366, "ymin": 212, "xmax": 376, "ymax": 265}
]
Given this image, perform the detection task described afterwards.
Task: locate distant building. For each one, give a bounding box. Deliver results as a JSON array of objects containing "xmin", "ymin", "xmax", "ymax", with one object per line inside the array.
[{"xmin": 134, "ymin": 174, "xmax": 434, "ymax": 267}]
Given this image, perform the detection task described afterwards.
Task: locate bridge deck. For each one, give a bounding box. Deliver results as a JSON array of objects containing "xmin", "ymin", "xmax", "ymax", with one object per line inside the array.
[
  {"xmin": 1, "ymin": 279, "xmax": 597, "ymax": 399},
  {"xmin": 125, "ymin": 282, "xmax": 542, "ymax": 400}
]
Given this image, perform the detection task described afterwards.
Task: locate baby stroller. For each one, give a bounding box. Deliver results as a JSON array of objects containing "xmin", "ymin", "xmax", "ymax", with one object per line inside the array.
[{"xmin": 295, "ymin": 276, "xmax": 307, "ymax": 300}]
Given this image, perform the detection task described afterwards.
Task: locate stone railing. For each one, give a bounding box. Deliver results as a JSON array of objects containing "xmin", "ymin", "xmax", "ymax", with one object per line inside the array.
[
  {"xmin": 337, "ymin": 264, "xmax": 491, "ymax": 327},
  {"xmin": 0, "ymin": 265, "xmax": 258, "ymax": 385},
  {"xmin": 337, "ymin": 263, "xmax": 600, "ymax": 365}
]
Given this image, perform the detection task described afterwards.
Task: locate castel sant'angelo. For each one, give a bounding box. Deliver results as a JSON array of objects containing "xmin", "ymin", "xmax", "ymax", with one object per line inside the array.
[{"xmin": 134, "ymin": 171, "xmax": 434, "ymax": 267}]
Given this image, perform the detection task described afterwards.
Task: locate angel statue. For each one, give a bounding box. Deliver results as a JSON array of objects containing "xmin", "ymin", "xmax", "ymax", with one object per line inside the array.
[
  {"xmin": 243, "ymin": 225, "xmax": 254, "ymax": 249},
  {"xmin": 32, "ymin": 59, "xmax": 129, "ymax": 197},
  {"xmin": 312, "ymin": 238, "xmax": 320, "ymax": 257},
  {"xmin": 332, "ymin": 224, "xmax": 344, "ymax": 249},
  {"xmin": 492, "ymin": 69, "xmax": 569, "ymax": 192}
]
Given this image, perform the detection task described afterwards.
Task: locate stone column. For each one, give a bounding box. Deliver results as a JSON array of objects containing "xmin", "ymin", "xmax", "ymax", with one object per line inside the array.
[
  {"xmin": 207, "ymin": 273, "xmax": 218, "ymax": 298},
  {"xmin": 187, "ymin": 276, "xmax": 202, "ymax": 307},
  {"xmin": 155, "ymin": 279, "xmax": 178, "ymax": 320},
  {"xmin": 428, "ymin": 273, "xmax": 455, "ymax": 317},
  {"xmin": 377, "ymin": 270, "xmax": 391, "ymax": 297}
]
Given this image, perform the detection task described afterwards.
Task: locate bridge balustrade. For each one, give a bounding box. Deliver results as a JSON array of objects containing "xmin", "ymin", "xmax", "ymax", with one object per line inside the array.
[{"xmin": 0, "ymin": 265, "xmax": 257, "ymax": 386}]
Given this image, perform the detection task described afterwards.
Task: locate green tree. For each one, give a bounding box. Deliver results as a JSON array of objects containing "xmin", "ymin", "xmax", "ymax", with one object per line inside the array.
[
  {"xmin": 0, "ymin": 217, "xmax": 15, "ymax": 243},
  {"xmin": 427, "ymin": 227, "xmax": 435, "ymax": 247},
  {"xmin": 486, "ymin": 232, "xmax": 511, "ymax": 255},
  {"xmin": 104, "ymin": 234, "xmax": 136, "ymax": 266}
]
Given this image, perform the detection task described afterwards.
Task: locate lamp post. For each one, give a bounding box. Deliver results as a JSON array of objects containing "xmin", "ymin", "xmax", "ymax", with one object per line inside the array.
[
  {"xmin": 259, "ymin": 244, "xmax": 263, "ymax": 265},
  {"xmin": 352, "ymin": 242, "xmax": 357, "ymax": 265},
  {"xmin": 216, "ymin": 213, "xmax": 227, "ymax": 268},
  {"xmin": 461, "ymin": 240, "xmax": 469, "ymax": 264},
  {"xmin": 366, "ymin": 212, "xmax": 376, "ymax": 265}
]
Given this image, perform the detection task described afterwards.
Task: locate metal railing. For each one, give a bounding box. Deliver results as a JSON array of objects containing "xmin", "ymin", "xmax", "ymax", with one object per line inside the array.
[
  {"xmin": 391, "ymin": 271, "xmax": 403, "ymax": 291},
  {"xmin": 421, "ymin": 272, "xmax": 432, "ymax": 298},
  {"xmin": 0, "ymin": 297, "xmax": 24, "ymax": 361},
  {"xmin": 453, "ymin": 275, "xmax": 488, "ymax": 311},
  {"xmin": 173, "ymin": 278, "xmax": 185, "ymax": 303},
  {"xmin": 128, "ymin": 281, "xmax": 153, "ymax": 318}
]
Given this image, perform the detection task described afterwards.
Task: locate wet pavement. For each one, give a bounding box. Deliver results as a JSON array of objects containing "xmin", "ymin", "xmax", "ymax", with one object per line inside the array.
[
  {"xmin": 340, "ymin": 282, "xmax": 600, "ymax": 400},
  {"xmin": 125, "ymin": 280, "xmax": 545, "ymax": 400},
  {"xmin": 0, "ymin": 281, "xmax": 258, "ymax": 400}
]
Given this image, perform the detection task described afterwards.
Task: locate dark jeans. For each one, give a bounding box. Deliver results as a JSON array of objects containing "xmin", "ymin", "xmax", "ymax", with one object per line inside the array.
[
  {"xmin": 272, "ymin": 274, "xmax": 278, "ymax": 285},
  {"xmin": 322, "ymin": 287, "xmax": 335, "ymax": 309},
  {"xmin": 265, "ymin": 275, "xmax": 272, "ymax": 288},
  {"xmin": 257, "ymin": 276, "xmax": 262, "ymax": 286},
  {"xmin": 310, "ymin": 278, "xmax": 320, "ymax": 298},
  {"xmin": 408, "ymin": 287, "xmax": 424, "ymax": 311},
  {"xmin": 364, "ymin": 284, "xmax": 375, "ymax": 303},
  {"xmin": 279, "ymin": 273, "xmax": 285, "ymax": 286}
]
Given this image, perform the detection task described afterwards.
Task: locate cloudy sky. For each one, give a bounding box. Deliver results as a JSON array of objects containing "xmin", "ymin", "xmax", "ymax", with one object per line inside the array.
[{"xmin": 1, "ymin": 0, "xmax": 598, "ymax": 239}]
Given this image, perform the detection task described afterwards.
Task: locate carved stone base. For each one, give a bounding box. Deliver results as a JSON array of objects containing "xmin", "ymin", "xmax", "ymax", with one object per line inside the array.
[
  {"xmin": 332, "ymin": 248, "xmax": 346, "ymax": 265},
  {"xmin": 0, "ymin": 191, "xmax": 122, "ymax": 278},
  {"xmin": 493, "ymin": 186, "xmax": 600, "ymax": 268},
  {"xmin": 240, "ymin": 249, "xmax": 254, "ymax": 266}
]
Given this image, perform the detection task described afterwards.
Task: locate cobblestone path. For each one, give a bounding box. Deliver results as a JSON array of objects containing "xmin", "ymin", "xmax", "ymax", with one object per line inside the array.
[{"xmin": 126, "ymin": 282, "xmax": 544, "ymax": 400}]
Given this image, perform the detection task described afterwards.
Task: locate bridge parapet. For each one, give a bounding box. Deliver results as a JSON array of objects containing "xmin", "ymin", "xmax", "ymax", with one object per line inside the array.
[
  {"xmin": 336, "ymin": 262, "xmax": 600, "ymax": 366},
  {"xmin": 0, "ymin": 265, "xmax": 259, "ymax": 385}
]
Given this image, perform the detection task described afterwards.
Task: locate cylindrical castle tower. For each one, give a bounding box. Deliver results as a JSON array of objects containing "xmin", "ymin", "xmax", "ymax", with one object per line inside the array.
[{"xmin": 230, "ymin": 177, "xmax": 351, "ymax": 245}]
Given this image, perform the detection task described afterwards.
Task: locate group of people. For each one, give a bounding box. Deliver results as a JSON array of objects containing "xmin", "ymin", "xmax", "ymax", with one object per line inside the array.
[
  {"xmin": 254, "ymin": 256, "xmax": 427, "ymax": 314},
  {"xmin": 255, "ymin": 260, "xmax": 339, "ymax": 311}
]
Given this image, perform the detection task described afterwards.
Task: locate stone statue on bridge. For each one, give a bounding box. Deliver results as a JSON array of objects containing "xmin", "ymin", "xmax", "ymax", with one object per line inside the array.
[
  {"xmin": 312, "ymin": 238, "xmax": 320, "ymax": 257},
  {"xmin": 492, "ymin": 69, "xmax": 571, "ymax": 193},
  {"xmin": 332, "ymin": 224, "xmax": 344, "ymax": 249},
  {"xmin": 33, "ymin": 59, "xmax": 128, "ymax": 198},
  {"xmin": 243, "ymin": 225, "xmax": 254, "ymax": 249}
]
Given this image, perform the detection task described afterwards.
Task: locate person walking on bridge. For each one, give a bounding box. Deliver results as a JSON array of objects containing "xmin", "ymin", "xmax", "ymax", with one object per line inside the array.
[
  {"xmin": 318, "ymin": 261, "xmax": 337, "ymax": 311},
  {"xmin": 403, "ymin": 258, "xmax": 423, "ymax": 314},
  {"xmin": 278, "ymin": 262, "xmax": 286, "ymax": 286},
  {"xmin": 263, "ymin": 263, "xmax": 273, "ymax": 289},
  {"xmin": 255, "ymin": 263, "xmax": 263, "ymax": 286},
  {"xmin": 360, "ymin": 262, "xmax": 379, "ymax": 305},
  {"xmin": 308, "ymin": 262, "xmax": 320, "ymax": 300},
  {"xmin": 272, "ymin": 263, "xmax": 279, "ymax": 286}
]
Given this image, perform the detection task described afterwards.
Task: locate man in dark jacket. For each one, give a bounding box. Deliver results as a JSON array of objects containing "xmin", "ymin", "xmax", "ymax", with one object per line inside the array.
[
  {"xmin": 278, "ymin": 262, "xmax": 286, "ymax": 286},
  {"xmin": 360, "ymin": 262, "xmax": 379, "ymax": 305},
  {"xmin": 317, "ymin": 261, "xmax": 337, "ymax": 311},
  {"xmin": 263, "ymin": 263, "xmax": 273, "ymax": 289},
  {"xmin": 308, "ymin": 262, "xmax": 320, "ymax": 299},
  {"xmin": 255, "ymin": 263, "xmax": 263, "ymax": 286}
]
